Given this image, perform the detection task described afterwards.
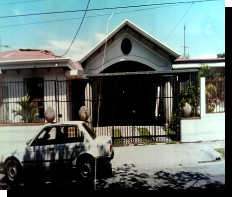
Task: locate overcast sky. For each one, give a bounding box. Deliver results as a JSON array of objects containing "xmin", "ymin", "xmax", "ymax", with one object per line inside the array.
[{"xmin": 0, "ymin": 0, "xmax": 225, "ymax": 61}]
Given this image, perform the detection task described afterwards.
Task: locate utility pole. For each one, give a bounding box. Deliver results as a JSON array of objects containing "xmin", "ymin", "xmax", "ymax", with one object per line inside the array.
[{"xmin": 0, "ymin": 37, "xmax": 10, "ymax": 52}]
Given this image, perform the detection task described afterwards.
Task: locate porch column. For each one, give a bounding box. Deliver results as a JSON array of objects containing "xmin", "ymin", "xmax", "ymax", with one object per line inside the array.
[
  {"xmin": 85, "ymin": 82, "xmax": 92, "ymax": 124},
  {"xmin": 200, "ymin": 77, "xmax": 206, "ymax": 117}
]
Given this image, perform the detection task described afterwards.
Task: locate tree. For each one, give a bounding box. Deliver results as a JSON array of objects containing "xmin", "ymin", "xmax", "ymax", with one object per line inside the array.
[{"xmin": 217, "ymin": 53, "xmax": 225, "ymax": 58}]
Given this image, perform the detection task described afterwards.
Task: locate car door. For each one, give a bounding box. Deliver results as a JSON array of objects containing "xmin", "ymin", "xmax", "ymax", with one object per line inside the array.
[
  {"xmin": 53, "ymin": 125, "xmax": 85, "ymax": 167},
  {"xmin": 29, "ymin": 126, "xmax": 57, "ymax": 169}
]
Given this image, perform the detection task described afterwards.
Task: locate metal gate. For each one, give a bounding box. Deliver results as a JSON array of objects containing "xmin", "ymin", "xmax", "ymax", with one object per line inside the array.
[{"xmin": 89, "ymin": 72, "xmax": 199, "ymax": 145}]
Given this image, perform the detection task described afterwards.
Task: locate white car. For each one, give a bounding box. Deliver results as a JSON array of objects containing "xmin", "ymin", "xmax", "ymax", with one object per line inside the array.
[{"xmin": 0, "ymin": 121, "xmax": 114, "ymax": 184}]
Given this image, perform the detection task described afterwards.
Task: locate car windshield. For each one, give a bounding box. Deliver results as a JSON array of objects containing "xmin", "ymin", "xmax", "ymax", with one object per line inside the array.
[{"xmin": 82, "ymin": 123, "xmax": 96, "ymax": 139}]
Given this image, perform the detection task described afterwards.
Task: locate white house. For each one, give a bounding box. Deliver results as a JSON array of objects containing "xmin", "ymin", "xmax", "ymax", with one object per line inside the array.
[
  {"xmin": 0, "ymin": 20, "xmax": 225, "ymax": 144},
  {"xmin": 0, "ymin": 49, "xmax": 83, "ymax": 123}
]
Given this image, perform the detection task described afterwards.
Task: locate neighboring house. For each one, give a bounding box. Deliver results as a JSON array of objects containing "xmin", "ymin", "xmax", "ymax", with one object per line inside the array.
[
  {"xmin": 0, "ymin": 49, "xmax": 83, "ymax": 123},
  {"xmin": 173, "ymin": 58, "xmax": 225, "ymax": 76}
]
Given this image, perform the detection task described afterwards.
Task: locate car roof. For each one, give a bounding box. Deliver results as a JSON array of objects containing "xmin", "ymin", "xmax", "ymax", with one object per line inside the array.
[{"xmin": 45, "ymin": 121, "xmax": 85, "ymax": 127}]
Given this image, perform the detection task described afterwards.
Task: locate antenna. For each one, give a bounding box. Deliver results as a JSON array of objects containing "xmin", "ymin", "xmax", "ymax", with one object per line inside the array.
[{"xmin": 180, "ymin": 24, "xmax": 189, "ymax": 59}]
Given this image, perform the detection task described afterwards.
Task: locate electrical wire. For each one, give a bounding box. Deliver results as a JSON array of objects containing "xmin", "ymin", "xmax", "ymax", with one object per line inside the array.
[
  {"xmin": 0, "ymin": 5, "xmax": 180, "ymax": 29},
  {"xmin": 164, "ymin": 2, "xmax": 194, "ymax": 42},
  {"xmin": 0, "ymin": 0, "xmax": 44, "ymax": 6},
  {"xmin": 61, "ymin": 0, "xmax": 91, "ymax": 57},
  {"xmin": 0, "ymin": 0, "xmax": 223, "ymax": 19}
]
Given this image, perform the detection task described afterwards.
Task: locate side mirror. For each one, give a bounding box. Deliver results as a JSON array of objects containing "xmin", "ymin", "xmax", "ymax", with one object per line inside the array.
[{"xmin": 26, "ymin": 139, "xmax": 31, "ymax": 145}]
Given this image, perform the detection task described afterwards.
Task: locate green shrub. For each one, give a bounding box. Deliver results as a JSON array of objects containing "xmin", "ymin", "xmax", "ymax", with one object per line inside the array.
[{"xmin": 137, "ymin": 128, "xmax": 154, "ymax": 143}]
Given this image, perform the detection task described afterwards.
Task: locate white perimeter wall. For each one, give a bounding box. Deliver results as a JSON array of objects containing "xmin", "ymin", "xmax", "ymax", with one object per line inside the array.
[{"xmin": 180, "ymin": 77, "xmax": 225, "ymax": 142}]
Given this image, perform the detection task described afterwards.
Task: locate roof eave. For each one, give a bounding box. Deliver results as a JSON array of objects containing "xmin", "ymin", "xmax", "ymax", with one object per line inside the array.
[{"xmin": 0, "ymin": 58, "xmax": 80, "ymax": 70}]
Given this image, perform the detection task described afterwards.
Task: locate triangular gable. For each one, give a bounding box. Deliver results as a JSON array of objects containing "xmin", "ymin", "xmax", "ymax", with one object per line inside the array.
[{"xmin": 80, "ymin": 20, "xmax": 180, "ymax": 75}]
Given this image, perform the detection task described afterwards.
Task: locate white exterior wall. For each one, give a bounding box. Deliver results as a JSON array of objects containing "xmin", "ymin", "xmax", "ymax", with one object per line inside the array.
[
  {"xmin": 180, "ymin": 77, "xmax": 225, "ymax": 142},
  {"xmin": 1, "ymin": 68, "xmax": 68, "ymax": 123}
]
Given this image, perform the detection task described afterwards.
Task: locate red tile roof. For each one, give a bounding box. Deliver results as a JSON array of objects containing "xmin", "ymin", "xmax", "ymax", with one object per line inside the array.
[{"xmin": 0, "ymin": 49, "xmax": 62, "ymax": 61}]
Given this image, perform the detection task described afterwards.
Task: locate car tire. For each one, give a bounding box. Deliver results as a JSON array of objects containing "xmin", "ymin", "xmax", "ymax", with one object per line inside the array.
[
  {"xmin": 5, "ymin": 159, "xmax": 22, "ymax": 185},
  {"xmin": 77, "ymin": 156, "xmax": 95, "ymax": 182}
]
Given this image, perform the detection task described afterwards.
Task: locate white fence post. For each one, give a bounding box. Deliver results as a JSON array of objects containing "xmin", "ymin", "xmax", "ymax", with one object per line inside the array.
[{"xmin": 200, "ymin": 77, "xmax": 206, "ymax": 117}]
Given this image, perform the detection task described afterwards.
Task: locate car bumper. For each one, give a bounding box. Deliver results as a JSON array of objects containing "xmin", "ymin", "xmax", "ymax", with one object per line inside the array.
[{"xmin": 96, "ymin": 150, "xmax": 114, "ymax": 165}]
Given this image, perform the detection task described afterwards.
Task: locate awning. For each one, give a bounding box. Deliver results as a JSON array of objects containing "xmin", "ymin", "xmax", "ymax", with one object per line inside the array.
[{"xmin": 86, "ymin": 69, "xmax": 198, "ymax": 78}]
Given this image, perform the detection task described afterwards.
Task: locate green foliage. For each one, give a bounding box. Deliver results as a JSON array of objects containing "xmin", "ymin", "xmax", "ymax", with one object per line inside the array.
[
  {"xmin": 12, "ymin": 94, "xmax": 39, "ymax": 123},
  {"xmin": 217, "ymin": 53, "xmax": 225, "ymax": 58},
  {"xmin": 112, "ymin": 129, "xmax": 124, "ymax": 146},
  {"xmin": 215, "ymin": 148, "xmax": 225, "ymax": 158},
  {"xmin": 168, "ymin": 64, "xmax": 222, "ymax": 132},
  {"xmin": 168, "ymin": 82, "xmax": 200, "ymax": 132},
  {"xmin": 137, "ymin": 128, "xmax": 154, "ymax": 143},
  {"xmin": 198, "ymin": 64, "xmax": 218, "ymax": 78},
  {"xmin": 179, "ymin": 83, "xmax": 200, "ymax": 114},
  {"xmin": 205, "ymin": 84, "xmax": 217, "ymax": 113}
]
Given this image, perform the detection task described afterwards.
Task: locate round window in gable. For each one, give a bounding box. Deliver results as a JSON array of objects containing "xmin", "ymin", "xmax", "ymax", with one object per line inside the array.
[{"xmin": 121, "ymin": 38, "xmax": 132, "ymax": 55}]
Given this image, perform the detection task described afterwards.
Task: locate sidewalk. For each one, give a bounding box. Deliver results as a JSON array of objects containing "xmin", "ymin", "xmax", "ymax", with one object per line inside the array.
[{"xmin": 111, "ymin": 140, "xmax": 225, "ymax": 168}]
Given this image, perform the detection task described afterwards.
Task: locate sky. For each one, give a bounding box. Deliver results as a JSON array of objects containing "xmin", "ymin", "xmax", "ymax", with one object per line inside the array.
[{"xmin": 0, "ymin": 0, "xmax": 225, "ymax": 62}]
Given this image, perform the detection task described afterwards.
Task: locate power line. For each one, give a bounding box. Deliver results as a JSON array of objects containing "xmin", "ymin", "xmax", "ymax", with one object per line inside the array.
[
  {"xmin": 164, "ymin": 2, "xmax": 194, "ymax": 42},
  {"xmin": 0, "ymin": 0, "xmax": 223, "ymax": 19},
  {"xmin": 0, "ymin": 0, "xmax": 44, "ymax": 6},
  {"xmin": 0, "ymin": 4, "xmax": 179, "ymax": 29},
  {"xmin": 61, "ymin": 0, "xmax": 91, "ymax": 56}
]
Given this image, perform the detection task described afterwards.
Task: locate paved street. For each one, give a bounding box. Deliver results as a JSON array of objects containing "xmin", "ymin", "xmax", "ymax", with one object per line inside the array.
[{"xmin": 0, "ymin": 141, "xmax": 225, "ymax": 190}]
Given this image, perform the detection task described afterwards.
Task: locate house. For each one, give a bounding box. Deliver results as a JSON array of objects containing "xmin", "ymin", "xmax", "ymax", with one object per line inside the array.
[
  {"xmin": 0, "ymin": 20, "xmax": 225, "ymax": 144},
  {"xmin": 0, "ymin": 49, "xmax": 83, "ymax": 123},
  {"xmin": 173, "ymin": 58, "xmax": 225, "ymax": 76}
]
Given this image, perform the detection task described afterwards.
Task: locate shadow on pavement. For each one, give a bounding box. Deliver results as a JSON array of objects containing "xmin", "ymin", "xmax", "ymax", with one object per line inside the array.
[
  {"xmin": 0, "ymin": 167, "xmax": 112, "ymax": 191},
  {"xmin": 1, "ymin": 164, "xmax": 225, "ymax": 190},
  {"xmin": 96, "ymin": 164, "xmax": 225, "ymax": 190}
]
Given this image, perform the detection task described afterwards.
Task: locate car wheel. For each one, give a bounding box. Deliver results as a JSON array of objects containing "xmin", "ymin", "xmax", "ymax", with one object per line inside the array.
[
  {"xmin": 5, "ymin": 159, "xmax": 22, "ymax": 184},
  {"xmin": 78, "ymin": 157, "xmax": 95, "ymax": 182}
]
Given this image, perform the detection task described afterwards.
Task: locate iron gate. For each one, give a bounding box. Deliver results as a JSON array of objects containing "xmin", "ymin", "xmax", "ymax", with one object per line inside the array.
[{"xmin": 89, "ymin": 72, "xmax": 199, "ymax": 145}]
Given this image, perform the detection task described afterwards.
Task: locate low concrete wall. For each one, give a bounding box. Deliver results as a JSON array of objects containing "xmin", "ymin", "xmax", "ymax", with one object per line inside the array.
[
  {"xmin": 180, "ymin": 113, "xmax": 225, "ymax": 142},
  {"xmin": 0, "ymin": 125, "xmax": 43, "ymax": 147},
  {"xmin": 180, "ymin": 77, "xmax": 225, "ymax": 143}
]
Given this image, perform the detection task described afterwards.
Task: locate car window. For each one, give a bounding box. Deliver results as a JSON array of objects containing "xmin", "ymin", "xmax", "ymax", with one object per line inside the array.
[
  {"xmin": 32, "ymin": 125, "xmax": 84, "ymax": 146},
  {"xmin": 33, "ymin": 126, "xmax": 57, "ymax": 146},
  {"xmin": 60, "ymin": 126, "xmax": 84, "ymax": 143}
]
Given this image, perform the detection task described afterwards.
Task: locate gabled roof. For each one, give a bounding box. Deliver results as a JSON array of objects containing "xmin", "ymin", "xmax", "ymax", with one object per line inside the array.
[
  {"xmin": 80, "ymin": 20, "xmax": 180, "ymax": 64},
  {"xmin": 0, "ymin": 49, "xmax": 83, "ymax": 71}
]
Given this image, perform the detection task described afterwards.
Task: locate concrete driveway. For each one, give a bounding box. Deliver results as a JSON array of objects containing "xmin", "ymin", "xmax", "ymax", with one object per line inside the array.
[{"xmin": 111, "ymin": 140, "xmax": 225, "ymax": 168}]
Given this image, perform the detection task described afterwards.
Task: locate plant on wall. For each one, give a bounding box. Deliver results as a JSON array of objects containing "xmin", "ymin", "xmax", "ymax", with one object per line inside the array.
[
  {"xmin": 167, "ymin": 82, "xmax": 200, "ymax": 132},
  {"xmin": 199, "ymin": 64, "xmax": 219, "ymax": 113},
  {"xmin": 205, "ymin": 83, "xmax": 217, "ymax": 113},
  {"xmin": 167, "ymin": 64, "xmax": 220, "ymax": 132},
  {"xmin": 13, "ymin": 94, "xmax": 39, "ymax": 123}
]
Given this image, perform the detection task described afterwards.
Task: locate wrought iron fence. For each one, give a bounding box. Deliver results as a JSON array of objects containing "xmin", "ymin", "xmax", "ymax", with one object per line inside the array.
[
  {"xmin": 0, "ymin": 80, "xmax": 87, "ymax": 123},
  {"xmin": 0, "ymin": 73, "xmax": 199, "ymax": 144},
  {"xmin": 205, "ymin": 77, "xmax": 225, "ymax": 113}
]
